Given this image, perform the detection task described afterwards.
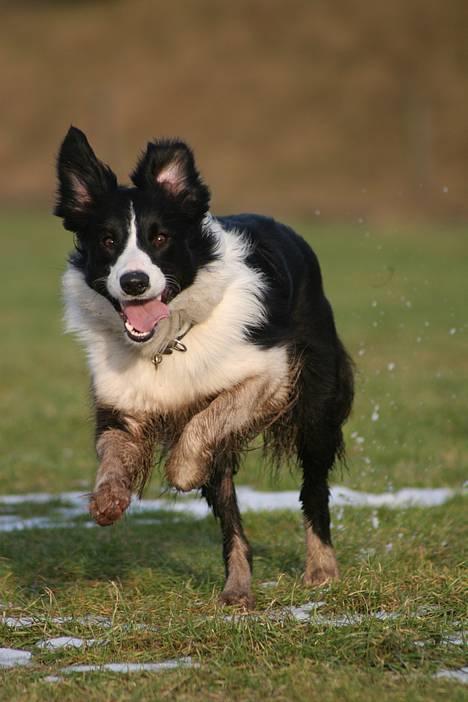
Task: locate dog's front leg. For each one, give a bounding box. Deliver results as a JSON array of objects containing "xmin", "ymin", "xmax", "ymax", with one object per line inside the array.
[
  {"xmin": 89, "ymin": 407, "xmax": 154, "ymax": 526},
  {"xmin": 166, "ymin": 375, "xmax": 274, "ymax": 492}
]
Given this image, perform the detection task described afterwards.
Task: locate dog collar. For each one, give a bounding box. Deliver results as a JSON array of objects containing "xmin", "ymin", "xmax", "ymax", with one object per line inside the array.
[{"xmin": 151, "ymin": 322, "xmax": 192, "ymax": 369}]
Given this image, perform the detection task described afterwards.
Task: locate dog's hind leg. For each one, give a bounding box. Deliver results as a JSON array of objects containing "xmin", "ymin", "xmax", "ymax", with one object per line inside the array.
[
  {"xmin": 297, "ymin": 427, "xmax": 340, "ymax": 586},
  {"xmin": 89, "ymin": 406, "xmax": 154, "ymax": 526},
  {"xmin": 296, "ymin": 341, "xmax": 353, "ymax": 586},
  {"xmin": 202, "ymin": 452, "xmax": 255, "ymax": 609}
]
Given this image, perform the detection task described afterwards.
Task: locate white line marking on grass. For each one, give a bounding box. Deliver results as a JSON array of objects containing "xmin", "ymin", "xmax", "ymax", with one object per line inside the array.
[
  {"xmin": 0, "ymin": 648, "xmax": 32, "ymax": 668},
  {"xmin": 443, "ymin": 632, "xmax": 467, "ymax": 646},
  {"xmin": 138, "ymin": 485, "xmax": 456, "ymax": 516},
  {"xmin": 219, "ymin": 600, "xmax": 327, "ymax": 624},
  {"xmin": 0, "ymin": 513, "xmax": 86, "ymax": 532},
  {"xmin": 283, "ymin": 601, "xmax": 326, "ymax": 622},
  {"xmin": 0, "ymin": 486, "xmax": 458, "ymax": 511},
  {"xmin": 1, "ymin": 614, "xmax": 113, "ymax": 629},
  {"xmin": 305, "ymin": 610, "xmax": 400, "ymax": 626},
  {"xmin": 221, "ymin": 603, "xmax": 436, "ymax": 626},
  {"xmin": 0, "ymin": 492, "xmax": 84, "ymax": 505},
  {"xmin": 328, "ymin": 486, "xmax": 456, "ymax": 508},
  {"xmin": 1, "ymin": 613, "xmax": 159, "ymax": 634},
  {"xmin": 434, "ymin": 667, "xmax": 468, "ymax": 684},
  {"xmin": 2, "ymin": 616, "xmax": 35, "ymax": 628},
  {"xmin": 273, "ymin": 605, "xmax": 400, "ymax": 625},
  {"xmin": 36, "ymin": 637, "xmax": 98, "ymax": 650},
  {"xmin": 0, "ymin": 486, "xmax": 460, "ymax": 532},
  {"xmin": 415, "ymin": 632, "xmax": 467, "ymax": 648},
  {"xmin": 60, "ymin": 657, "xmax": 199, "ymax": 674}
]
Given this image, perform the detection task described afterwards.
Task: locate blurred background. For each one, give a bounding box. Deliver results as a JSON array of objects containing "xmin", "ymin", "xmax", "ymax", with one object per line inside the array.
[
  {"xmin": 1, "ymin": 0, "xmax": 466, "ymax": 496},
  {"xmin": 1, "ymin": 0, "xmax": 468, "ymax": 221}
]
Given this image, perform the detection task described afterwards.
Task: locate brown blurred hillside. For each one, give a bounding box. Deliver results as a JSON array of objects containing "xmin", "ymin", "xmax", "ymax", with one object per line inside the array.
[{"xmin": 1, "ymin": 0, "xmax": 468, "ymax": 221}]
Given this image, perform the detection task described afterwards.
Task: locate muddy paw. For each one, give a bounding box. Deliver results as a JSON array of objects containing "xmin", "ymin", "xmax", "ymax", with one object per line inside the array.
[
  {"xmin": 170, "ymin": 470, "xmax": 207, "ymax": 492},
  {"xmin": 219, "ymin": 589, "xmax": 256, "ymax": 610},
  {"xmin": 165, "ymin": 453, "xmax": 210, "ymax": 492},
  {"xmin": 89, "ymin": 482, "xmax": 131, "ymax": 526}
]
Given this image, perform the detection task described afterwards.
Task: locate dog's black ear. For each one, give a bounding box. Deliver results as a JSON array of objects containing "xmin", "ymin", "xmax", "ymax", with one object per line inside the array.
[
  {"xmin": 54, "ymin": 127, "xmax": 117, "ymax": 224},
  {"xmin": 131, "ymin": 139, "xmax": 210, "ymax": 219}
]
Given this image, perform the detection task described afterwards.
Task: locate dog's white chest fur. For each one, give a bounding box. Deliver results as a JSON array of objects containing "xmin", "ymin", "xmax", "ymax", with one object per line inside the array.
[
  {"xmin": 63, "ymin": 223, "xmax": 289, "ymax": 415},
  {"xmin": 87, "ymin": 330, "xmax": 288, "ymax": 414}
]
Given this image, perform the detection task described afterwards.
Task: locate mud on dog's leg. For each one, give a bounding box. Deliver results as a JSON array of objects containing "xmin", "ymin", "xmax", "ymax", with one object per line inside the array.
[
  {"xmin": 166, "ymin": 375, "xmax": 275, "ymax": 492},
  {"xmin": 90, "ymin": 406, "xmax": 154, "ymax": 526}
]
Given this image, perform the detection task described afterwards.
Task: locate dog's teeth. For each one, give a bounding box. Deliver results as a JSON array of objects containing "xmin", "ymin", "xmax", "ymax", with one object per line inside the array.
[{"xmin": 124, "ymin": 319, "xmax": 152, "ymax": 340}]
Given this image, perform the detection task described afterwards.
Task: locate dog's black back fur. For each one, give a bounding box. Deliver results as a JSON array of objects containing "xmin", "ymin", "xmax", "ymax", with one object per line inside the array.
[{"xmin": 221, "ymin": 212, "xmax": 354, "ymax": 446}]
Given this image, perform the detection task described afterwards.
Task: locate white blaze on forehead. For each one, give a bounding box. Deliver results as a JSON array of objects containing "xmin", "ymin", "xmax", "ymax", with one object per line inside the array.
[{"xmin": 107, "ymin": 202, "xmax": 166, "ymax": 300}]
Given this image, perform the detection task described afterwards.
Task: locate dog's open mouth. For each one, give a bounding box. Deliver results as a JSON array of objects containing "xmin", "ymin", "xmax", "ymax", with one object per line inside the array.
[{"xmin": 119, "ymin": 296, "xmax": 169, "ymax": 343}]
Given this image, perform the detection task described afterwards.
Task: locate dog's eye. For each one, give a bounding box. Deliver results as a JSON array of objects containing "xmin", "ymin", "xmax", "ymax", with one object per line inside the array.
[
  {"xmin": 101, "ymin": 236, "xmax": 115, "ymax": 252},
  {"xmin": 152, "ymin": 233, "xmax": 168, "ymax": 249}
]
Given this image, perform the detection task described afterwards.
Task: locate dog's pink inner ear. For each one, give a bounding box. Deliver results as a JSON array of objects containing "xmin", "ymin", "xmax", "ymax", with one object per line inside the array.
[
  {"xmin": 70, "ymin": 174, "xmax": 92, "ymax": 209},
  {"xmin": 156, "ymin": 157, "xmax": 187, "ymax": 196}
]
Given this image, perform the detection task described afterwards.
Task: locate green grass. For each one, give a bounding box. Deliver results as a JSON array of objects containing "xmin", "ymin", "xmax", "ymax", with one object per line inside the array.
[{"xmin": 0, "ymin": 211, "xmax": 466, "ymax": 700}]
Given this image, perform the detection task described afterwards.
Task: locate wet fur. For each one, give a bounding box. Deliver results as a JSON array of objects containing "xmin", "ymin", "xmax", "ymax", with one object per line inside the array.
[{"xmin": 55, "ymin": 127, "xmax": 354, "ymax": 608}]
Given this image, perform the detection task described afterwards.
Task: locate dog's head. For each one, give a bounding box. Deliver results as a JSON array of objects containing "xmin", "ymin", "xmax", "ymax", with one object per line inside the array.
[{"xmin": 55, "ymin": 127, "xmax": 215, "ymax": 344}]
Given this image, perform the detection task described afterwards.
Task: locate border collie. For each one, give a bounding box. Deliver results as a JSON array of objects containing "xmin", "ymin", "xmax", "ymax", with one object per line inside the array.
[{"xmin": 55, "ymin": 127, "xmax": 354, "ymax": 608}]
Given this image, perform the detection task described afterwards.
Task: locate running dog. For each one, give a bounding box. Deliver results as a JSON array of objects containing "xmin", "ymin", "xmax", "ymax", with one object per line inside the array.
[{"xmin": 55, "ymin": 127, "xmax": 354, "ymax": 608}]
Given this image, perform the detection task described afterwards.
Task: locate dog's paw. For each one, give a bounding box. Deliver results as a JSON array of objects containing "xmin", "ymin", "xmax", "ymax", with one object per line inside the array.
[
  {"xmin": 165, "ymin": 452, "xmax": 210, "ymax": 492},
  {"xmin": 219, "ymin": 589, "xmax": 256, "ymax": 610},
  {"xmin": 303, "ymin": 564, "xmax": 339, "ymax": 587},
  {"xmin": 169, "ymin": 468, "xmax": 207, "ymax": 492},
  {"xmin": 89, "ymin": 481, "xmax": 131, "ymax": 526}
]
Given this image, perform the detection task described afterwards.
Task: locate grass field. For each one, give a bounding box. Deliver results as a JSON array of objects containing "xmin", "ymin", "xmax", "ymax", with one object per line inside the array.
[{"xmin": 0, "ymin": 211, "xmax": 466, "ymax": 700}]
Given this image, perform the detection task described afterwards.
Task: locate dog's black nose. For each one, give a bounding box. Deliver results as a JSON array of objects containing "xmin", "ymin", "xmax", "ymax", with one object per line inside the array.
[{"xmin": 120, "ymin": 271, "xmax": 150, "ymax": 296}]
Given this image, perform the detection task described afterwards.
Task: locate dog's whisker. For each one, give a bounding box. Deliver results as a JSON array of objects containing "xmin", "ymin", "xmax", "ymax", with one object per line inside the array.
[
  {"xmin": 92, "ymin": 276, "xmax": 109, "ymax": 287},
  {"xmin": 164, "ymin": 276, "xmax": 181, "ymax": 292}
]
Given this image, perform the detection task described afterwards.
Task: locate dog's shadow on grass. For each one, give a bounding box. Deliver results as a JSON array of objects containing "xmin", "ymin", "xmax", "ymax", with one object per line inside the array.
[{"xmin": 0, "ymin": 512, "xmax": 304, "ymax": 591}]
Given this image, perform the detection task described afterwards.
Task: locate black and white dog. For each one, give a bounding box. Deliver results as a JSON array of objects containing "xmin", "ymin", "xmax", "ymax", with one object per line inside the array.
[{"xmin": 55, "ymin": 127, "xmax": 354, "ymax": 608}]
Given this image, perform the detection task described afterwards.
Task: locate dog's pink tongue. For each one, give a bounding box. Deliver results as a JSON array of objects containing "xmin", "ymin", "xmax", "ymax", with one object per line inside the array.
[{"xmin": 122, "ymin": 298, "xmax": 169, "ymax": 332}]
